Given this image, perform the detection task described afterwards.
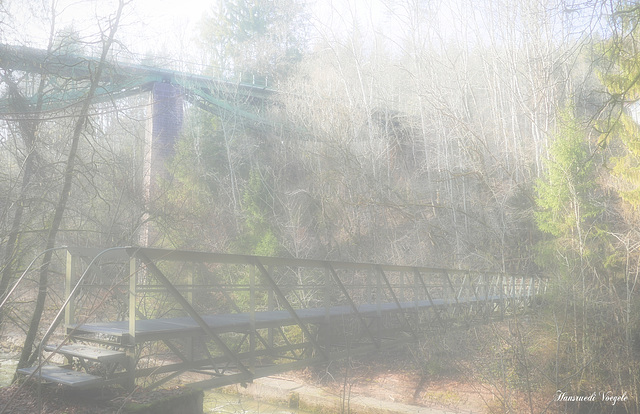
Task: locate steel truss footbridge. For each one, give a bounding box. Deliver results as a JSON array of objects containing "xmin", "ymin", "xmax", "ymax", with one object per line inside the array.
[{"xmin": 13, "ymin": 247, "xmax": 545, "ymax": 391}]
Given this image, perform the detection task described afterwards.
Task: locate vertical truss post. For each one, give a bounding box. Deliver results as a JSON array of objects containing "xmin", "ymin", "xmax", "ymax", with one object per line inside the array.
[
  {"xmin": 126, "ymin": 255, "xmax": 138, "ymax": 390},
  {"xmin": 487, "ymin": 273, "xmax": 496, "ymax": 315},
  {"xmin": 510, "ymin": 275, "xmax": 516, "ymax": 313},
  {"xmin": 459, "ymin": 272, "xmax": 470, "ymax": 319},
  {"xmin": 530, "ymin": 277, "xmax": 535, "ymax": 306},
  {"xmin": 128, "ymin": 256, "xmax": 137, "ymax": 341},
  {"xmin": 185, "ymin": 265, "xmax": 195, "ymax": 361},
  {"xmin": 502, "ymin": 275, "xmax": 508, "ymax": 314},
  {"xmin": 525, "ymin": 277, "xmax": 532, "ymax": 311},
  {"xmin": 267, "ymin": 271, "xmax": 274, "ymax": 350},
  {"xmin": 187, "ymin": 265, "xmax": 193, "ymax": 305},
  {"xmin": 322, "ymin": 267, "xmax": 331, "ymax": 355},
  {"xmin": 518, "ymin": 276, "xmax": 523, "ymax": 299},
  {"xmin": 324, "ymin": 267, "xmax": 330, "ymax": 324},
  {"xmin": 499, "ymin": 273, "xmax": 505, "ymax": 320},
  {"xmin": 376, "ymin": 267, "xmax": 382, "ymax": 318},
  {"xmin": 443, "ymin": 270, "xmax": 460, "ymax": 319},
  {"xmin": 366, "ymin": 270, "xmax": 373, "ymax": 305},
  {"xmin": 64, "ymin": 251, "xmax": 77, "ymax": 327},
  {"xmin": 457, "ymin": 273, "xmax": 467, "ymax": 302},
  {"xmin": 467, "ymin": 272, "xmax": 481, "ymax": 320},
  {"xmin": 375, "ymin": 266, "xmax": 382, "ymax": 341},
  {"xmin": 481, "ymin": 272, "xmax": 490, "ymax": 320},
  {"xmin": 62, "ymin": 251, "xmax": 77, "ymax": 369},
  {"xmin": 488, "ymin": 273, "xmax": 497, "ymax": 317},
  {"xmin": 412, "ymin": 270, "xmax": 419, "ymax": 328},
  {"xmin": 249, "ymin": 265, "xmax": 256, "ymax": 372},
  {"xmin": 518, "ymin": 276, "xmax": 525, "ymax": 311}
]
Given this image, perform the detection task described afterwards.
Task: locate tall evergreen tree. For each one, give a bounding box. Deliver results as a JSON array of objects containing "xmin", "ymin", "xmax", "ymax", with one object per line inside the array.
[
  {"xmin": 200, "ymin": 0, "xmax": 308, "ymax": 82},
  {"xmin": 535, "ymin": 105, "xmax": 599, "ymax": 243},
  {"xmin": 599, "ymin": 5, "xmax": 640, "ymax": 209}
]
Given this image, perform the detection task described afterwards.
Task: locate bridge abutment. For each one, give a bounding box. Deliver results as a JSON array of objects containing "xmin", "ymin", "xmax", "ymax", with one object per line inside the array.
[{"xmin": 121, "ymin": 388, "xmax": 203, "ymax": 414}]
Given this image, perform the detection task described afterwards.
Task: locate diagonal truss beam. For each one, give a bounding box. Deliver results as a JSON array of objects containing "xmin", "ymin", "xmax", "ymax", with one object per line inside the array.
[
  {"xmin": 413, "ymin": 268, "xmax": 446, "ymax": 330},
  {"xmin": 325, "ymin": 263, "xmax": 379, "ymax": 347},
  {"xmin": 196, "ymin": 264, "xmax": 273, "ymax": 353},
  {"xmin": 56, "ymin": 247, "xmax": 543, "ymax": 393},
  {"xmin": 251, "ymin": 258, "xmax": 327, "ymax": 360},
  {"xmin": 135, "ymin": 251, "xmax": 252, "ymax": 377},
  {"xmin": 374, "ymin": 266, "xmax": 418, "ymax": 340},
  {"xmin": 443, "ymin": 270, "xmax": 462, "ymax": 319}
]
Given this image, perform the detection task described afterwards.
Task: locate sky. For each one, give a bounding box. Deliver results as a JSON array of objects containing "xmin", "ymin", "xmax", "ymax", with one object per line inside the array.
[
  {"xmin": 119, "ymin": 0, "xmax": 388, "ymax": 59},
  {"xmin": 4, "ymin": 0, "xmax": 216, "ymax": 58},
  {"xmin": 3, "ymin": 0, "xmax": 602, "ymax": 67},
  {"xmin": 123, "ymin": 0, "xmax": 210, "ymax": 56},
  {"xmin": 0, "ymin": 0, "xmax": 456, "ymax": 52}
]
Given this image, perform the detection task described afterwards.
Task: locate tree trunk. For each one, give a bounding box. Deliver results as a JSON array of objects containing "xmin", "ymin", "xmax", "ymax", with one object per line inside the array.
[
  {"xmin": 15, "ymin": 0, "xmax": 127, "ymax": 373},
  {"xmin": 0, "ymin": 69, "xmax": 48, "ymax": 326}
]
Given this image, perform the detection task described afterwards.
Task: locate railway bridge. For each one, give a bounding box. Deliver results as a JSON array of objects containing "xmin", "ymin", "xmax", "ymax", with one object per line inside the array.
[
  {"xmin": 0, "ymin": 43, "xmax": 278, "ymax": 246},
  {"xmin": 13, "ymin": 246, "xmax": 545, "ymax": 391}
]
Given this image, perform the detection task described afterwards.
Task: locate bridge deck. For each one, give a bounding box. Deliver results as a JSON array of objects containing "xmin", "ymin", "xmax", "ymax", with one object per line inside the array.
[{"xmin": 69, "ymin": 296, "xmax": 503, "ymax": 342}]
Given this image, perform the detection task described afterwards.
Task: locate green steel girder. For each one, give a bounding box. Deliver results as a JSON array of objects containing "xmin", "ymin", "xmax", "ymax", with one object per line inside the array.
[
  {"xmin": 0, "ymin": 76, "xmax": 157, "ymax": 115},
  {"xmin": 175, "ymin": 76, "xmax": 274, "ymax": 126},
  {"xmin": 0, "ymin": 43, "xmax": 274, "ymax": 123}
]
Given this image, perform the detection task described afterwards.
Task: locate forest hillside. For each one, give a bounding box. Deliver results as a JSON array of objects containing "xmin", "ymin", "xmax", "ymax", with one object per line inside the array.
[{"xmin": 2, "ymin": 0, "xmax": 640, "ymax": 412}]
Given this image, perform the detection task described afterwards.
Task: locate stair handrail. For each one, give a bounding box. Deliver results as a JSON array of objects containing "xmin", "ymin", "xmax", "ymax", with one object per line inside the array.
[
  {"xmin": 0, "ymin": 246, "xmax": 68, "ymax": 311},
  {"xmin": 35, "ymin": 246, "xmax": 132, "ymax": 414},
  {"xmin": 0, "ymin": 246, "xmax": 131, "ymax": 414},
  {"xmin": 38, "ymin": 246, "xmax": 133, "ymax": 354}
]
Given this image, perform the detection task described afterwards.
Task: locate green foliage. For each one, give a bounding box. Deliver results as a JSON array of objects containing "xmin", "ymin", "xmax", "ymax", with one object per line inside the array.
[
  {"xmin": 235, "ymin": 169, "xmax": 280, "ymax": 256},
  {"xmin": 605, "ymin": 107, "xmax": 640, "ymax": 209},
  {"xmin": 535, "ymin": 104, "xmax": 598, "ymax": 240},
  {"xmin": 159, "ymin": 110, "xmax": 241, "ymax": 250},
  {"xmin": 598, "ymin": 6, "xmax": 640, "ymax": 210},
  {"xmin": 161, "ymin": 107, "xmax": 285, "ymax": 258},
  {"xmin": 200, "ymin": 0, "xmax": 308, "ymax": 80},
  {"xmin": 162, "ymin": 148, "xmax": 211, "ymax": 244},
  {"xmin": 422, "ymin": 351, "xmax": 458, "ymax": 378}
]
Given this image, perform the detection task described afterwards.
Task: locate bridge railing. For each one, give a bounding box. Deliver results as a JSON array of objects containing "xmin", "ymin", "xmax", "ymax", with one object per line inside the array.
[
  {"xmin": 60, "ymin": 246, "xmax": 545, "ymax": 388},
  {"xmin": 63, "ymin": 246, "xmax": 544, "ymax": 335}
]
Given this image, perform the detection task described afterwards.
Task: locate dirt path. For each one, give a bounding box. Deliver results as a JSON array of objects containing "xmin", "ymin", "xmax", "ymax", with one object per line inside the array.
[{"xmin": 222, "ymin": 371, "xmax": 490, "ymax": 414}]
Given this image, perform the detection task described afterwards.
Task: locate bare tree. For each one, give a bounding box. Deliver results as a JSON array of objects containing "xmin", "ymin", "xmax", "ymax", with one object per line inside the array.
[{"xmin": 0, "ymin": 0, "xmax": 130, "ymax": 371}]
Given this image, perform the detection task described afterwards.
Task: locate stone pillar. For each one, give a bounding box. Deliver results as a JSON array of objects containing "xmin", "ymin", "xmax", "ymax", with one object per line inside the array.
[{"xmin": 141, "ymin": 81, "xmax": 183, "ymax": 247}]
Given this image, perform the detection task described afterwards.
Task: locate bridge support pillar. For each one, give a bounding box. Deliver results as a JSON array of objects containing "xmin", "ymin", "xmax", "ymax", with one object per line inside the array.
[{"xmin": 141, "ymin": 82, "xmax": 183, "ymax": 246}]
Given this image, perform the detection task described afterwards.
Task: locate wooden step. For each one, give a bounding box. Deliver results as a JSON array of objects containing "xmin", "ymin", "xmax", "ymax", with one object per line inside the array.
[
  {"xmin": 66, "ymin": 329, "xmax": 128, "ymax": 347},
  {"xmin": 44, "ymin": 344, "xmax": 127, "ymax": 364},
  {"xmin": 17, "ymin": 365, "xmax": 105, "ymax": 388}
]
